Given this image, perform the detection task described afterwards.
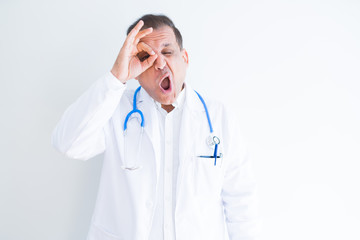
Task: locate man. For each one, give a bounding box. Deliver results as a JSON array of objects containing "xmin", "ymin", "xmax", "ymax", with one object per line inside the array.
[{"xmin": 52, "ymin": 14, "xmax": 258, "ymax": 240}]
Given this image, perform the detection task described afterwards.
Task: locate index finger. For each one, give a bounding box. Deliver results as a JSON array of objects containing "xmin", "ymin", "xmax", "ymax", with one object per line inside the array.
[
  {"xmin": 134, "ymin": 28, "xmax": 153, "ymax": 44},
  {"xmin": 126, "ymin": 20, "xmax": 144, "ymax": 43}
]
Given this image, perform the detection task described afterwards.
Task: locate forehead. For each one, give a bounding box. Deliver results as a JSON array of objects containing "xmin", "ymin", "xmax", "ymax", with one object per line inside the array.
[{"xmin": 140, "ymin": 26, "xmax": 177, "ymax": 48}]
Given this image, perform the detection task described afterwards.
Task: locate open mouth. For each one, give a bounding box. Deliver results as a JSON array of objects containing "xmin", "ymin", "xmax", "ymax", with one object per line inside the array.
[{"xmin": 159, "ymin": 74, "xmax": 172, "ymax": 93}]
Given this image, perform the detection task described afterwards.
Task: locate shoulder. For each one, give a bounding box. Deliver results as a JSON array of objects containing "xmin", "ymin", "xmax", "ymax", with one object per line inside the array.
[
  {"xmin": 194, "ymin": 91, "xmax": 229, "ymax": 121},
  {"xmin": 186, "ymin": 87, "xmax": 225, "ymax": 114},
  {"xmin": 120, "ymin": 87, "xmax": 137, "ymax": 106},
  {"xmin": 123, "ymin": 87, "xmax": 136, "ymax": 100},
  {"xmin": 195, "ymin": 90, "xmax": 245, "ymax": 136}
]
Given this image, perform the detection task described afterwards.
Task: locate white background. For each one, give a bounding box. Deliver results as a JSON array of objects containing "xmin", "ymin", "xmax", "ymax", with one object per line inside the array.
[{"xmin": 1, "ymin": 0, "xmax": 359, "ymax": 239}]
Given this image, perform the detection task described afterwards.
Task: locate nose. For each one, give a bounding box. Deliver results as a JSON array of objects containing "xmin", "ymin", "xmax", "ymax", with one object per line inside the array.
[{"xmin": 154, "ymin": 54, "xmax": 166, "ymax": 70}]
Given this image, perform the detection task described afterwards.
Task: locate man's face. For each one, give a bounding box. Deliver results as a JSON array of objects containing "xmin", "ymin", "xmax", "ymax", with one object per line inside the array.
[{"xmin": 135, "ymin": 26, "xmax": 189, "ymax": 105}]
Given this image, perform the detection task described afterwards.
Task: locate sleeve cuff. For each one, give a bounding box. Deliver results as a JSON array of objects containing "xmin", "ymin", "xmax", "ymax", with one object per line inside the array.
[{"xmin": 104, "ymin": 71, "xmax": 127, "ymax": 91}]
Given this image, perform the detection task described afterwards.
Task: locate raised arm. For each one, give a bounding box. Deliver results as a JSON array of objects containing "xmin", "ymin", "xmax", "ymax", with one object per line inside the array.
[{"xmin": 52, "ymin": 20, "xmax": 158, "ymax": 160}]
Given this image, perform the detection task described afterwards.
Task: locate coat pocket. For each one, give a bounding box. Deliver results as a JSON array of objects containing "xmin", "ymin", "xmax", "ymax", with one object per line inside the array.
[
  {"xmin": 192, "ymin": 156, "xmax": 224, "ymax": 197},
  {"xmin": 87, "ymin": 223, "xmax": 123, "ymax": 240}
]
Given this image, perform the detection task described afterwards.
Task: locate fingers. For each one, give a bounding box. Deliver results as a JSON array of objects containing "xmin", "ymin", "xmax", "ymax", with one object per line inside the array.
[
  {"xmin": 140, "ymin": 53, "xmax": 158, "ymax": 71},
  {"xmin": 136, "ymin": 41, "xmax": 157, "ymax": 71},
  {"xmin": 126, "ymin": 20, "xmax": 153, "ymax": 46},
  {"xmin": 137, "ymin": 42, "xmax": 155, "ymax": 56},
  {"xmin": 126, "ymin": 20, "xmax": 144, "ymax": 43},
  {"xmin": 134, "ymin": 28, "xmax": 153, "ymax": 44}
]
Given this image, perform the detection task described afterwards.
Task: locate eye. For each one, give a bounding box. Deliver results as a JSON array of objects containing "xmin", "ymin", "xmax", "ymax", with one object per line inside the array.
[
  {"xmin": 162, "ymin": 51, "xmax": 173, "ymax": 55},
  {"xmin": 137, "ymin": 51, "xmax": 150, "ymax": 62}
]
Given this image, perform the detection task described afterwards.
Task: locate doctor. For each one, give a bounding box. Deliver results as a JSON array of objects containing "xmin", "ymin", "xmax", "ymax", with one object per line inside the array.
[{"xmin": 52, "ymin": 14, "xmax": 258, "ymax": 240}]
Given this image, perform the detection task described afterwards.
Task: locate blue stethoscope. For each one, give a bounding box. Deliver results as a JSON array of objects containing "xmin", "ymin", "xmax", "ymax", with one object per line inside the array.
[{"xmin": 122, "ymin": 86, "xmax": 221, "ymax": 170}]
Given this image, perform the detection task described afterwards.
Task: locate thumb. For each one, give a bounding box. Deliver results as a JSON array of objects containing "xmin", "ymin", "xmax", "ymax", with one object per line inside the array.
[{"xmin": 140, "ymin": 54, "xmax": 157, "ymax": 71}]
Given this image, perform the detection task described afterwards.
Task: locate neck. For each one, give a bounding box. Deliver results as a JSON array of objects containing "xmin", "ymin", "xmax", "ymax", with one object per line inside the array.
[
  {"xmin": 161, "ymin": 104, "xmax": 175, "ymax": 113},
  {"xmin": 161, "ymin": 83, "xmax": 185, "ymax": 113}
]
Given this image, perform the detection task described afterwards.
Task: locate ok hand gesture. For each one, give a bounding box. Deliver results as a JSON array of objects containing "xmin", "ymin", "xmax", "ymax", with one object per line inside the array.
[{"xmin": 111, "ymin": 20, "xmax": 158, "ymax": 84}]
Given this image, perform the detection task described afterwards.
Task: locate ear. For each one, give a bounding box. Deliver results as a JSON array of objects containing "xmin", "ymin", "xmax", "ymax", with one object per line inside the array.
[{"xmin": 181, "ymin": 48, "xmax": 189, "ymax": 65}]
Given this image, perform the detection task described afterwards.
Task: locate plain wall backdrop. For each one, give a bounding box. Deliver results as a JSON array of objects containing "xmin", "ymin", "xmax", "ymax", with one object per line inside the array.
[{"xmin": 1, "ymin": 0, "xmax": 359, "ymax": 239}]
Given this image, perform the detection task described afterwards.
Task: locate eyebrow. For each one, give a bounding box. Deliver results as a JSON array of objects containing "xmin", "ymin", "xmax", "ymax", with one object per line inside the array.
[{"xmin": 162, "ymin": 43, "xmax": 172, "ymax": 47}]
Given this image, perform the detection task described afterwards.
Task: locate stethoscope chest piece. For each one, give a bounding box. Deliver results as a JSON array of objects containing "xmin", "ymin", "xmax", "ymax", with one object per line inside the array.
[{"xmin": 206, "ymin": 135, "xmax": 220, "ymax": 148}]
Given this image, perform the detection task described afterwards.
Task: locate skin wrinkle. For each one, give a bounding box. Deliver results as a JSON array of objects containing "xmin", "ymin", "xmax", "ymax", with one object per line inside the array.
[{"xmin": 135, "ymin": 26, "xmax": 188, "ymax": 113}]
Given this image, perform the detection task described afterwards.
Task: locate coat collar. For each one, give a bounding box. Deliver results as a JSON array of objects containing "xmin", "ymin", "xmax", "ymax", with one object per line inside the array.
[
  {"xmin": 136, "ymin": 82, "xmax": 205, "ymax": 114},
  {"xmin": 152, "ymin": 85, "xmax": 186, "ymax": 110}
]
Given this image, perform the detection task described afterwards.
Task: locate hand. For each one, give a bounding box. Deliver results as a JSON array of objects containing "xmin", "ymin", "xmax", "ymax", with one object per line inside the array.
[{"xmin": 111, "ymin": 20, "xmax": 158, "ymax": 84}]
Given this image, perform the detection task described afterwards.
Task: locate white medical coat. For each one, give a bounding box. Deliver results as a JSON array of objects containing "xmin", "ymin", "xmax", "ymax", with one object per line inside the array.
[{"xmin": 52, "ymin": 72, "xmax": 258, "ymax": 240}]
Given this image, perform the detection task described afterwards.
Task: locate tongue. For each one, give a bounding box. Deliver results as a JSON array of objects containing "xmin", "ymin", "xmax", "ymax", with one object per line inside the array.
[{"xmin": 161, "ymin": 77, "xmax": 170, "ymax": 90}]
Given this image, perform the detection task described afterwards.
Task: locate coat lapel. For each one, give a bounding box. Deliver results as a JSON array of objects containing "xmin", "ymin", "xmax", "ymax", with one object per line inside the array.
[
  {"xmin": 176, "ymin": 83, "xmax": 205, "ymax": 201},
  {"xmin": 137, "ymin": 88, "xmax": 161, "ymax": 184}
]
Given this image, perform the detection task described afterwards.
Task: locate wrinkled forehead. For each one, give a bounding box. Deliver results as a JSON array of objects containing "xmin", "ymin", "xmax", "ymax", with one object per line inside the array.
[{"xmin": 140, "ymin": 26, "xmax": 178, "ymax": 49}]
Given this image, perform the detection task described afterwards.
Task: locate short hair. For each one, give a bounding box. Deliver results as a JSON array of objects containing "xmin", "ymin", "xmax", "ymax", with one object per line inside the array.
[{"xmin": 127, "ymin": 14, "xmax": 183, "ymax": 49}]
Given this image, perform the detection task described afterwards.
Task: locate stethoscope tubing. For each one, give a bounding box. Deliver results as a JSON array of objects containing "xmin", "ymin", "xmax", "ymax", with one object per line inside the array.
[
  {"xmin": 123, "ymin": 86, "xmax": 220, "ymax": 168},
  {"xmin": 194, "ymin": 90, "xmax": 213, "ymax": 133}
]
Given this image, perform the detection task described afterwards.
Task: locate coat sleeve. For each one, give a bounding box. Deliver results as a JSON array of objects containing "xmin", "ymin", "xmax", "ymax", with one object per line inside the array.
[
  {"xmin": 51, "ymin": 72, "xmax": 126, "ymax": 160},
  {"xmin": 221, "ymin": 106, "xmax": 260, "ymax": 240}
]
